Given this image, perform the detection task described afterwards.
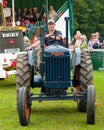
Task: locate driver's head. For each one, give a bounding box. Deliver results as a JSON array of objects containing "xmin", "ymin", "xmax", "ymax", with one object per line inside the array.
[{"xmin": 48, "ymin": 19, "xmax": 55, "ymax": 32}]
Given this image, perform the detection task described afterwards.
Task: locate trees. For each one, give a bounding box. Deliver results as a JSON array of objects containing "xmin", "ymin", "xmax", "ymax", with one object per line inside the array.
[{"xmin": 73, "ymin": 0, "xmax": 104, "ymax": 38}]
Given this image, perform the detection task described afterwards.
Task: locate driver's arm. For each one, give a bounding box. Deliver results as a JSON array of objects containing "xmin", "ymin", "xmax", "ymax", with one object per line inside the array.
[
  {"xmin": 55, "ymin": 31, "xmax": 62, "ymax": 40},
  {"xmin": 45, "ymin": 32, "xmax": 62, "ymax": 40},
  {"xmin": 56, "ymin": 35, "xmax": 62, "ymax": 40},
  {"xmin": 45, "ymin": 34, "xmax": 51, "ymax": 38}
]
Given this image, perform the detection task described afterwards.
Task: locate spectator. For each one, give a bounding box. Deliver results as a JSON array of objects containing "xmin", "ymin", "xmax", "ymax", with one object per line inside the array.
[
  {"xmin": 33, "ymin": 7, "xmax": 38, "ymax": 23},
  {"xmin": 16, "ymin": 16, "xmax": 23, "ymax": 26},
  {"xmin": 40, "ymin": 4, "xmax": 46, "ymax": 19},
  {"xmin": 74, "ymin": 31, "xmax": 82, "ymax": 40},
  {"xmin": 74, "ymin": 31, "xmax": 82, "ymax": 47},
  {"xmin": 25, "ymin": 19, "xmax": 34, "ymax": 30},
  {"xmin": 23, "ymin": 18, "xmax": 34, "ymax": 37},
  {"xmin": 48, "ymin": 5, "xmax": 57, "ymax": 19},
  {"xmin": 16, "ymin": 8, "xmax": 23, "ymax": 21},
  {"xmin": 35, "ymin": 12, "xmax": 41, "ymax": 23},
  {"xmin": 23, "ymin": 8, "xmax": 29, "ymax": 19},
  {"xmin": 95, "ymin": 32, "xmax": 103, "ymax": 44},
  {"xmin": 28, "ymin": 7, "xmax": 34, "ymax": 24},
  {"xmin": 42, "ymin": 12, "xmax": 46, "ymax": 22},
  {"xmin": 88, "ymin": 33, "xmax": 100, "ymax": 49},
  {"xmin": 80, "ymin": 35, "xmax": 87, "ymax": 49},
  {"xmin": 3, "ymin": 0, "xmax": 8, "ymax": 8},
  {"xmin": 71, "ymin": 30, "xmax": 82, "ymax": 45},
  {"xmin": 40, "ymin": 4, "xmax": 46, "ymax": 23}
]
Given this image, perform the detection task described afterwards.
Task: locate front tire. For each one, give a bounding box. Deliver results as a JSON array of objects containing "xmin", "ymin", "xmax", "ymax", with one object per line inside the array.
[
  {"xmin": 87, "ymin": 85, "xmax": 95, "ymax": 124},
  {"xmin": 18, "ymin": 87, "xmax": 31, "ymax": 126}
]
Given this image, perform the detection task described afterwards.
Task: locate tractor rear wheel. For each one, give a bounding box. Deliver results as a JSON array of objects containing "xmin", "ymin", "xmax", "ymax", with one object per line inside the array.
[
  {"xmin": 16, "ymin": 53, "xmax": 31, "ymax": 90},
  {"xmin": 80, "ymin": 51, "xmax": 93, "ymax": 92},
  {"xmin": 87, "ymin": 85, "xmax": 95, "ymax": 124},
  {"xmin": 18, "ymin": 87, "xmax": 31, "ymax": 126},
  {"xmin": 77, "ymin": 51, "xmax": 93, "ymax": 112}
]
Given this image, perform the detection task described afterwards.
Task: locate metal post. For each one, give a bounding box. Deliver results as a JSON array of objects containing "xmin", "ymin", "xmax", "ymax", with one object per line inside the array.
[
  {"xmin": 12, "ymin": 0, "xmax": 15, "ymax": 26},
  {"xmin": 40, "ymin": 26, "xmax": 45, "ymax": 48},
  {"xmin": 64, "ymin": 17, "xmax": 69, "ymax": 48},
  {"xmin": 0, "ymin": 2, "xmax": 5, "ymax": 26},
  {"xmin": 68, "ymin": 0, "xmax": 74, "ymax": 39},
  {"xmin": 46, "ymin": 0, "xmax": 48, "ymax": 29}
]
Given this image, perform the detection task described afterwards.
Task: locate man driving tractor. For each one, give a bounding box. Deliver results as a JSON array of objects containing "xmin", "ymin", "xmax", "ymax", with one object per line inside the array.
[{"xmin": 25, "ymin": 18, "xmax": 63, "ymax": 51}]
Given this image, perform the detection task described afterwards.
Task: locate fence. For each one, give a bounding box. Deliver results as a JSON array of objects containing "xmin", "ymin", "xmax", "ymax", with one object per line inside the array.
[{"xmin": 86, "ymin": 49, "xmax": 104, "ymax": 71}]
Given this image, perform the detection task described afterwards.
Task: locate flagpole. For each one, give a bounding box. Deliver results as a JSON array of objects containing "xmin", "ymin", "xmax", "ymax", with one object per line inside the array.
[{"xmin": 12, "ymin": 0, "xmax": 15, "ymax": 26}]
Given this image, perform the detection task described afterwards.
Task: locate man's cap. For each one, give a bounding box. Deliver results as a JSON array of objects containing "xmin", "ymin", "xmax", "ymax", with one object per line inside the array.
[{"xmin": 48, "ymin": 19, "xmax": 55, "ymax": 24}]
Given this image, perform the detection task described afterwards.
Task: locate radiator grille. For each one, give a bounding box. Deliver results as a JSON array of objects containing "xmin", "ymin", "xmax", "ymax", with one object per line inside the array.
[{"xmin": 45, "ymin": 56, "xmax": 70, "ymax": 82}]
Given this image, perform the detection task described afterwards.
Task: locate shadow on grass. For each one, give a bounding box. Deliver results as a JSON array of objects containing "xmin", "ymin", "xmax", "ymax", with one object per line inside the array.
[
  {"xmin": 32, "ymin": 104, "xmax": 78, "ymax": 114},
  {"xmin": 28, "ymin": 102, "xmax": 88, "ymax": 127},
  {"xmin": 31, "ymin": 101, "xmax": 86, "ymax": 119}
]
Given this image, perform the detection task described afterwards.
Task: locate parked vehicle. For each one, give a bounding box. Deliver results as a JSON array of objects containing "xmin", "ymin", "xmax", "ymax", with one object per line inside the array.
[{"xmin": 0, "ymin": 2, "xmax": 26, "ymax": 79}]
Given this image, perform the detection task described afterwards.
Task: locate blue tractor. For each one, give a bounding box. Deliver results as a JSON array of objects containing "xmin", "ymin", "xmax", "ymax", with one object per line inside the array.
[{"xmin": 16, "ymin": 18, "xmax": 96, "ymax": 126}]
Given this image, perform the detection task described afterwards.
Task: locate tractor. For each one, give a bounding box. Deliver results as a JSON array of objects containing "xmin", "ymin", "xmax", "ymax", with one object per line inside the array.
[{"xmin": 16, "ymin": 17, "xmax": 96, "ymax": 126}]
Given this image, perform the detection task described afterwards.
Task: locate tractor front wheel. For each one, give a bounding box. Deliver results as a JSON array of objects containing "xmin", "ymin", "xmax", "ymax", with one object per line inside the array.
[
  {"xmin": 87, "ymin": 85, "xmax": 95, "ymax": 124},
  {"xmin": 18, "ymin": 87, "xmax": 31, "ymax": 126}
]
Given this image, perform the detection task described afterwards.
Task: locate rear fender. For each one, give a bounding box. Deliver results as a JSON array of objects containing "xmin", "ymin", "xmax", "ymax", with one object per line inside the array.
[
  {"xmin": 27, "ymin": 50, "xmax": 34, "ymax": 66},
  {"xmin": 74, "ymin": 48, "xmax": 81, "ymax": 66},
  {"xmin": 72, "ymin": 48, "xmax": 81, "ymax": 76}
]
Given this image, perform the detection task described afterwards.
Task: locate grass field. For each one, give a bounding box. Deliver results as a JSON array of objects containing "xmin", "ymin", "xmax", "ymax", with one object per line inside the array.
[{"xmin": 0, "ymin": 71, "xmax": 104, "ymax": 130}]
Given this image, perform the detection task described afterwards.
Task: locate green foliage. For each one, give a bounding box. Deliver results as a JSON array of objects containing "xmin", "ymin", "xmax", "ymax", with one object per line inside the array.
[{"xmin": 73, "ymin": 0, "xmax": 104, "ymax": 38}]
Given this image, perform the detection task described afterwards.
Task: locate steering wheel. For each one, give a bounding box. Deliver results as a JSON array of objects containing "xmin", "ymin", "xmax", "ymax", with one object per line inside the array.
[
  {"xmin": 46, "ymin": 34, "xmax": 62, "ymax": 41},
  {"xmin": 45, "ymin": 34, "xmax": 63, "ymax": 45}
]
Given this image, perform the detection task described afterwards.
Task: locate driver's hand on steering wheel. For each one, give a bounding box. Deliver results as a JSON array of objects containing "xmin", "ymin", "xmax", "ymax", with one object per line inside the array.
[
  {"xmin": 45, "ymin": 34, "xmax": 55, "ymax": 39},
  {"xmin": 45, "ymin": 34, "xmax": 62, "ymax": 40},
  {"xmin": 55, "ymin": 35, "xmax": 62, "ymax": 40},
  {"xmin": 45, "ymin": 34, "xmax": 51, "ymax": 38}
]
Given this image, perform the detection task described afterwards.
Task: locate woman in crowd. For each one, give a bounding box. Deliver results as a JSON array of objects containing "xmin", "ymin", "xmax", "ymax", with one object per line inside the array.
[{"xmin": 88, "ymin": 33, "xmax": 100, "ymax": 49}]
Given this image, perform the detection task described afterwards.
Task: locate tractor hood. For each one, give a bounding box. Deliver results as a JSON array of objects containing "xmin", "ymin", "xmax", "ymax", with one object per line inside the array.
[{"xmin": 44, "ymin": 45, "xmax": 70, "ymax": 57}]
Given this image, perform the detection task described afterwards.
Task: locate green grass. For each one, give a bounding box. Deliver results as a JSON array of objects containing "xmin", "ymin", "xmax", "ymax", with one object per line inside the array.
[{"xmin": 0, "ymin": 71, "xmax": 104, "ymax": 130}]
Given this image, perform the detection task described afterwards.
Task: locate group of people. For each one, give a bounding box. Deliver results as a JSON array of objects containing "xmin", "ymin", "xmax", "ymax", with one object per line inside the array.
[
  {"xmin": 87, "ymin": 32, "xmax": 103, "ymax": 49},
  {"xmin": 72, "ymin": 31, "xmax": 104, "ymax": 50},
  {"xmin": 24, "ymin": 18, "xmax": 104, "ymax": 52},
  {"xmin": 4, "ymin": 3, "xmax": 104, "ymax": 50},
  {"xmin": 7, "ymin": 4, "xmax": 102, "ymax": 51},
  {"xmin": 6, "ymin": 5, "xmax": 58, "ymax": 27}
]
